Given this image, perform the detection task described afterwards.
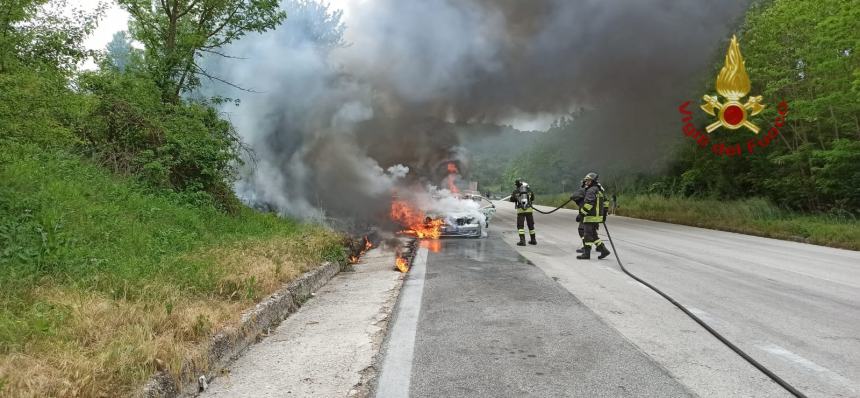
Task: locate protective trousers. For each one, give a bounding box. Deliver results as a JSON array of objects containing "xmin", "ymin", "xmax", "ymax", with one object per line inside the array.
[
  {"xmin": 578, "ymin": 222, "xmax": 599, "ymax": 246},
  {"xmin": 581, "ymin": 223, "xmax": 602, "ymax": 247},
  {"xmin": 516, "ymin": 212, "xmax": 536, "ymax": 243}
]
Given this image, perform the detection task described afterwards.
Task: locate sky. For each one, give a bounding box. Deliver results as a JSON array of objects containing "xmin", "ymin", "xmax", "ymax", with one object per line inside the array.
[{"xmin": 76, "ymin": 0, "xmax": 129, "ymax": 51}]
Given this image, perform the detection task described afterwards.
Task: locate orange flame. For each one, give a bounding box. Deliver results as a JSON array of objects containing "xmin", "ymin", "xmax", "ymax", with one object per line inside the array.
[
  {"xmin": 446, "ymin": 162, "xmax": 460, "ymax": 193},
  {"xmin": 390, "ymin": 200, "xmax": 444, "ymax": 239},
  {"xmin": 420, "ymin": 239, "xmax": 442, "ymax": 253},
  {"xmin": 349, "ymin": 235, "xmax": 374, "ymax": 264},
  {"xmin": 447, "ymin": 175, "xmax": 459, "ymax": 194},
  {"xmin": 395, "ymin": 255, "xmax": 409, "ymax": 273}
]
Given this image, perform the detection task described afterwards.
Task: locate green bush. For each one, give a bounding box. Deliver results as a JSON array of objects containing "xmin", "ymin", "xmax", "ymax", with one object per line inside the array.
[
  {"xmin": 77, "ymin": 70, "xmax": 244, "ymax": 211},
  {"xmin": 0, "ymin": 69, "xmax": 84, "ymax": 148}
]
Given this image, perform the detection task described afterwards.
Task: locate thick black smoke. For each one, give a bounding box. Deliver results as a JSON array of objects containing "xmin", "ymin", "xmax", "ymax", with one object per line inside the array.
[{"xmin": 206, "ymin": 0, "xmax": 748, "ymax": 226}]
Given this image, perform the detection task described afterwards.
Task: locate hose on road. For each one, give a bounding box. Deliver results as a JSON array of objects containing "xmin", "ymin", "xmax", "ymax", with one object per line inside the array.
[{"xmin": 601, "ymin": 221, "xmax": 808, "ymax": 398}]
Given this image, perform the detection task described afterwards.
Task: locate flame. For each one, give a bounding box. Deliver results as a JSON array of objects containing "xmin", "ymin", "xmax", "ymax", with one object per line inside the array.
[
  {"xmin": 420, "ymin": 239, "xmax": 442, "ymax": 253},
  {"xmin": 349, "ymin": 236, "xmax": 374, "ymax": 264},
  {"xmin": 395, "ymin": 255, "xmax": 409, "ymax": 273},
  {"xmin": 414, "ymin": 218, "xmax": 444, "ymax": 239},
  {"xmin": 716, "ymin": 35, "xmax": 751, "ymax": 101},
  {"xmin": 447, "ymin": 175, "xmax": 459, "ymax": 193},
  {"xmin": 390, "ymin": 199, "xmax": 443, "ymax": 239},
  {"xmin": 446, "ymin": 162, "xmax": 460, "ymax": 193}
]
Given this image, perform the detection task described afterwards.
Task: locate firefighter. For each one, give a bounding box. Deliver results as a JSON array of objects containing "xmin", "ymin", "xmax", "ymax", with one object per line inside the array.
[
  {"xmin": 570, "ymin": 178, "xmax": 588, "ymax": 253},
  {"xmin": 571, "ymin": 176, "xmax": 610, "ymax": 253},
  {"xmin": 575, "ymin": 173, "xmax": 611, "ymax": 259},
  {"xmin": 510, "ymin": 179, "xmax": 537, "ymax": 246}
]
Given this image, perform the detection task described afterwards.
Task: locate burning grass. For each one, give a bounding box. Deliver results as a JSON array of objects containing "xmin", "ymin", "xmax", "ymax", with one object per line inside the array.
[
  {"xmin": 349, "ymin": 236, "xmax": 375, "ymax": 264},
  {"xmin": 0, "ymin": 145, "xmax": 345, "ymax": 397},
  {"xmin": 394, "ymin": 255, "xmax": 409, "ymax": 273}
]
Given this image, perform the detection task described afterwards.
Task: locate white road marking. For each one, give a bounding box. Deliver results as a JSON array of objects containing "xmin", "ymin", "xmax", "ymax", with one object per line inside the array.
[
  {"xmin": 758, "ymin": 343, "xmax": 859, "ymax": 393},
  {"xmin": 375, "ymin": 247, "xmax": 428, "ymax": 398}
]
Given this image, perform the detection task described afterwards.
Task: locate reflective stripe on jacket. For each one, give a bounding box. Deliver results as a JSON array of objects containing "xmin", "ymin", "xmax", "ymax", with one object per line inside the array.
[{"xmin": 579, "ymin": 185, "xmax": 605, "ymax": 223}]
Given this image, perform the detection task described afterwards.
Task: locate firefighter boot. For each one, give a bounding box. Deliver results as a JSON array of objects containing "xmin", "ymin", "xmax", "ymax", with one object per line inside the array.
[
  {"xmin": 596, "ymin": 243, "xmax": 611, "ymax": 259},
  {"xmin": 528, "ymin": 233, "xmax": 537, "ymax": 245},
  {"xmin": 517, "ymin": 234, "xmax": 526, "ymax": 246},
  {"xmin": 576, "ymin": 246, "xmax": 591, "ymax": 260},
  {"xmin": 576, "ymin": 240, "xmax": 585, "ymax": 253}
]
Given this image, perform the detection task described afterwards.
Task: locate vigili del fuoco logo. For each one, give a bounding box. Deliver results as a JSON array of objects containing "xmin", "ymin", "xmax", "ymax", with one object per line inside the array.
[{"xmin": 678, "ymin": 35, "xmax": 789, "ymax": 157}]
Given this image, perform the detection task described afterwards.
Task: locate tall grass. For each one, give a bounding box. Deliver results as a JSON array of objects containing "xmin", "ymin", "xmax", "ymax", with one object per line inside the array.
[
  {"xmin": 0, "ymin": 142, "xmax": 345, "ymax": 397},
  {"xmin": 536, "ymin": 192, "xmax": 860, "ymax": 250}
]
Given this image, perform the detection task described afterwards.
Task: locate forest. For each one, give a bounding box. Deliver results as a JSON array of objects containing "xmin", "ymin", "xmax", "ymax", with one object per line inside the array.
[{"xmin": 484, "ymin": 0, "xmax": 859, "ymax": 216}]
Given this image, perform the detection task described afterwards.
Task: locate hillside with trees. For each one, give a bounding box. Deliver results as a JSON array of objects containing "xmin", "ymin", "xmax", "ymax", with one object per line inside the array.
[
  {"xmin": 663, "ymin": 0, "xmax": 860, "ymax": 215},
  {"xmin": 499, "ymin": 0, "xmax": 859, "ymax": 249},
  {"xmin": 507, "ymin": 0, "xmax": 859, "ymax": 215},
  {"xmin": 0, "ymin": 1, "xmax": 343, "ymax": 396}
]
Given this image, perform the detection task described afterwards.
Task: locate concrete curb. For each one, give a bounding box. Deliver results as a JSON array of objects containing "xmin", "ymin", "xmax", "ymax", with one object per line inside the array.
[{"xmin": 138, "ymin": 260, "xmax": 346, "ymax": 398}]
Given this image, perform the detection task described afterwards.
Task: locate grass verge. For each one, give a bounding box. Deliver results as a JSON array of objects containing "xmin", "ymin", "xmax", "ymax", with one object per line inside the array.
[
  {"xmin": 536, "ymin": 193, "xmax": 860, "ymax": 251},
  {"xmin": 0, "ymin": 142, "xmax": 345, "ymax": 397}
]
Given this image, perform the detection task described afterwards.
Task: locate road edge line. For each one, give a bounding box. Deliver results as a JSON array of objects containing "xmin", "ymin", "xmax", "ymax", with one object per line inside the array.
[{"xmin": 374, "ymin": 247, "xmax": 429, "ymax": 398}]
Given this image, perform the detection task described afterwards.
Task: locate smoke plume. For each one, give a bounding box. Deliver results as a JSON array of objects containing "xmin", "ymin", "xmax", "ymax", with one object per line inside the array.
[{"xmin": 205, "ymin": 0, "xmax": 748, "ymax": 227}]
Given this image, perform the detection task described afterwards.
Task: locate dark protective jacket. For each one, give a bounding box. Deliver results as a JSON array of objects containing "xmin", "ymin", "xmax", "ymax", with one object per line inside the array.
[
  {"xmin": 510, "ymin": 187, "xmax": 535, "ymax": 214},
  {"xmin": 571, "ymin": 186, "xmax": 587, "ymax": 222},
  {"xmin": 579, "ymin": 184, "xmax": 608, "ymax": 223},
  {"xmin": 570, "ymin": 187, "xmax": 586, "ymax": 208}
]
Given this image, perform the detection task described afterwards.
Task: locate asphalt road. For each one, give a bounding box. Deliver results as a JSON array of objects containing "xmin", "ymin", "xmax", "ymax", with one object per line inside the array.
[
  {"xmin": 376, "ymin": 203, "xmax": 860, "ymax": 398},
  {"xmin": 492, "ymin": 203, "xmax": 860, "ymax": 398},
  {"xmin": 376, "ymin": 238, "xmax": 694, "ymax": 398}
]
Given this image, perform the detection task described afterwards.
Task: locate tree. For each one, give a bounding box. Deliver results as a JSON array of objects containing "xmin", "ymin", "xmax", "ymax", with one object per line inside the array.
[
  {"xmin": 660, "ymin": 0, "xmax": 860, "ymax": 214},
  {"xmin": 0, "ymin": 0, "xmax": 42, "ymax": 72},
  {"xmin": 278, "ymin": 0, "xmax": 345, "ymax": 49},
  {"xmin": 118, "ymin": 0, "xmax": 286, "ymax": 103},
  {"xmin": 105, "ymin": 30, "xmax": 133, "ymax": 71},
  {"xmin": 0, "ymin": 0, "xmax": 102, "ymax": 73}
]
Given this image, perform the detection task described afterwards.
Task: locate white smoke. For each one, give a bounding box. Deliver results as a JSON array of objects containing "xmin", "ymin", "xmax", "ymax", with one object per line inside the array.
[{"xmin": 408, "ymin": 186, "xmax": 489, "ymax": 234}]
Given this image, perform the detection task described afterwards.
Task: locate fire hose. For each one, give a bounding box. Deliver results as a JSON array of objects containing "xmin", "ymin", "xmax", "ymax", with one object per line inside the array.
[
  {"xmin": 532, "ymin": 198, "xmax": 573, "ymax": 214},
  {"xmin": 600, "ymin": 220, "xmax": 808, "ymax": 398}
]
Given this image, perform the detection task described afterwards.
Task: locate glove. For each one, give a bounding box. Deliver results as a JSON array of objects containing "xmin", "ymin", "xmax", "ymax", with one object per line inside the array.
[{"xmin": 576, "ymin": 214, "xmax": 583, "ymax": 222}]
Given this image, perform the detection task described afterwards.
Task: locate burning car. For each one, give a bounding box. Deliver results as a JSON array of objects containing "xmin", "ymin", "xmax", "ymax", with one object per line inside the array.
[
  {"xmin": 391, "ymin": 191, "xmax": 494, "ymax": 239},
  {"xmin": 459, "ymin": 192, "xmax": 496, "ymax": 227},
  {"xmin": 437, "ymin": 211, "xmax": 486, "ymax": 238},
  {"xmin": 436, "ymin": 193, "xmax": 494, "ymax": 238}
]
